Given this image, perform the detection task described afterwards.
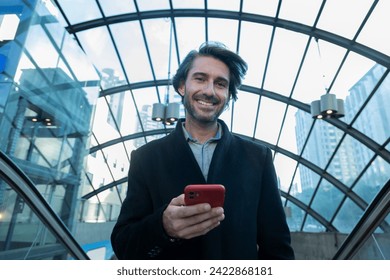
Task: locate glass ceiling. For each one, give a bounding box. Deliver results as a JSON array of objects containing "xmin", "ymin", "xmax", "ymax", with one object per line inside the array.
[{"xmin": 52, "ymin": 0, "xmax": 390, "ymax": 233}]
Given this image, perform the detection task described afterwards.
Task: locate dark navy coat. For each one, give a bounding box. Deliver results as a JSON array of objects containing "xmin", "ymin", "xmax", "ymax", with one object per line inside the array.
[{"xmin": 111, "ymin": 119, "xmax": 295, "ymax": 260}]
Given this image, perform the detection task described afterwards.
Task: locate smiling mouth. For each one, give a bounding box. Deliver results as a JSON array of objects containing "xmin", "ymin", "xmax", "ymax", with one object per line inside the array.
[{"xmin": 196, "ymin": 99, "xmax": 216, "ymax": 106}]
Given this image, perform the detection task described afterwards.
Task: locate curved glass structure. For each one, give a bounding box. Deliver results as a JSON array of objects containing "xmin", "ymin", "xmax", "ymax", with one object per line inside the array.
[{"xmin": 0, "ymin": 0, "xmax": 389, "ymax": 259}]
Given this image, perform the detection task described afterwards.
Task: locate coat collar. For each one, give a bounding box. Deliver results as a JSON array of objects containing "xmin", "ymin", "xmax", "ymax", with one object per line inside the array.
[
  {"xmin": 170, "ymin": 118, "xmax": 233, "ymax": 183},
  {"xmin": 174, "ymin": 118, "xmax": 232, "ymax": 145}
]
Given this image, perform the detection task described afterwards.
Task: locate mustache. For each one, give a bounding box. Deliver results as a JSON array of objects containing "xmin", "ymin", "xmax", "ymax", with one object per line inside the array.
[{"xmin": 194, "ymin": 93, "xmax": 220, "ymax": 104}]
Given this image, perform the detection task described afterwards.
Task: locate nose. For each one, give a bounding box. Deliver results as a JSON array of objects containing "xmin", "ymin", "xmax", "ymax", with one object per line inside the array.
[{"xmin": 203, "ymin": 81, "xmax": 216, "ymax": 96}]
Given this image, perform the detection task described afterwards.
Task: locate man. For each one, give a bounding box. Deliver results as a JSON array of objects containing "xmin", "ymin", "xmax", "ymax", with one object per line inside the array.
[{"xmin": 111, "ymin": 42, "xmax": 295, "ymax": 260}]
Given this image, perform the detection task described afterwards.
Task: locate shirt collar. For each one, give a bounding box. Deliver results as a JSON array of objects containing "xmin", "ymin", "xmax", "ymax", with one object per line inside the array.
[{"xmin": 182, "ymin": 122, "xmax": 222, "ymax": 143}]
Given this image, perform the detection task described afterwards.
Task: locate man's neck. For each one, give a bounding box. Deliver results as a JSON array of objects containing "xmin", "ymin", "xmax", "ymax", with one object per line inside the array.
[{"xmin": 184, "ymin": 118, "xmax": 219, "ymax": 144}]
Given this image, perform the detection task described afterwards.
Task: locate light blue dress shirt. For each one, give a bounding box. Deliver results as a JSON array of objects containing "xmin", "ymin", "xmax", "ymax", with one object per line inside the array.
[{"xmin": 182, "ymin": 123, "xmax": 222, "ymax": 181}]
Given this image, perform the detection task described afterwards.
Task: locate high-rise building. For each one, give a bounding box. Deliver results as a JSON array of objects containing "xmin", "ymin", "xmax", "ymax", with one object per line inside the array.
[{"xmin": 295, "ymin": 63, "xmax": 390, "ymax": 199}]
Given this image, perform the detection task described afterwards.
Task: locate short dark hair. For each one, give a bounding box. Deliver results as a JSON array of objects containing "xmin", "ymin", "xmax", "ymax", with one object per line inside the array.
[{"xmin": 172, "ymin": 42, "xmax": 248, "ymax": 101}]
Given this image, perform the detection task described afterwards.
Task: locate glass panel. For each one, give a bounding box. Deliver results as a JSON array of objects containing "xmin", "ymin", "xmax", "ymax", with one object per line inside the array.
[
  {"xmin": 311, "ymin": 178, "xmax": 343, "ymax": 221},
  {"xmin": 330, "ymin": 52, "xmax": 376, "ymax": 108},
  {"xmin": 292, "ymin": 39, "xmax": 329, "ymax": 103},
  {"xmin": 255, "ymin": 97, "xmax": 286, "ymax": 144},
  {"xmin": 344, "ymin": 64, "xmax": 386, "ymax": 123},
  {"xmin": 316, "ymin": 0, "xmax": 374, "ymax": 39},
  {"xmin": 92, "ymin": 96, "xmax": 121, "ymax": 144},
  {"xmin": 278, "ymin": 106, "xmax": 300, "ymax": 154},
  {"xmin": 79, "ymin": 170, "xmax": 96, "ymax": 198},
  {"xmin": 353, "ymin": 156, "xmax": 390, "ymax": 204},
  {"xmin": 208, "ymin": 0, "xmax": 240, "ymax": 11},
  {"xmin": 137, "ymin": 0, "xmax": 169, "ymax": 11},
  {"xmin": 123, "ymin": 139, "xmax": 139, "ymax": 160},
  {"xmin": 357, "ymin": 0, "xmax": 390, "ymax": 56},
  {"xmin": 172, "ymin": 0, "xmax": 204, "ymax": 9},
  {"xmin": 43, "ymin": 20, "xmax": 67, "ymax": 50},
  {"xmin": 145, "ymin": 134, "xmax": 166, "ymax": 146},
  {"xmin": 218, "ymin": 100, "xmax": 233, "ymax": 129},
  {"xmin": 285, "ymin": 201, "xmax": 305, "ymax": 232},
  {"xmin": 333, "ymin": 198, "xmax": 364, "ymax": 233},
  {"xmin": 351, "ymin": 68, "xmax": 390, "ymax": 145},
  {"xmin": 238, "ymin": 22, "xmax": 272, "ymax": 87},
  {"xmin": 316, "ymin": 39, "xmax": 348, "ymax": 95},
  {"xmin": 60, "ymin": 31, "xmax": 101, "ymax": 82},
  {"xmin": 242, "ymin": 0, "xmax": 279, "ymax": 16},
  {"xmin": 35, "ymin": 184, "xmax": 66, "ymax": 215},
  {"xmin": 143, "ymin": 18, "xmax": 178, "ymax": 81},
  {"xmin": 99, "ymin": 0, "xmax": 136, "ymax": 16},
  {"xmin": 274, "ymin": 153, "xmax": 297, "ymax": 193},
  {"xmin": 230, "ymin": 92, "xmax": 259, "ymax": 136},
  {"xmin": 208, "ymin": 18, "xmax": 238, "ymax": 50},
  {"xmin": 294, "ymin": 164, "xmax": 320, "ymax": 205},
  {"xmin": 80, "ymin": 186, "xmax": 126, "ymax": 224},
  {"xmin": 175, "ymin": 18, "xmax": 206, "ymax": 61},
  {"xmin": 264, "ymin": 28, "xmax": 308, "ymax": 97},
  {"xmin": 303, "ymin": 214, "xmax": 326, "ymax": 232},
  {"xmin": 102, "ymin": 89, "xmax": 136, "ymax": 138},
  {"xmin": 77, "ymin": 27, "xmax": 125, "ymax": 89},
  {"xmin": 57, "ymin": 0, "xmax": 101, "ymax": 25},
  {"xmin": 86, "ymin": 143, "xmax": 126, "ymax": 191},
  {"xmin": 101, "ymin": 143, "xmax": 129, "ymax": 182},
  {"xmin": 328, "ymin": 134, "xmax": 373, "ymax": 187},
  {"xmin": 111, "ymin": 21, "xmax": 153, "ymax": 83},
  {"xmin": 301, "ymin": 117, "xmax": 341, "ymax": 170},
  {"xmin": 24, "ymin": 25, "xmax": 61, "ymax": 72},
  {"xmin": 279, "ymin": 0, "xmax": 323, "ymax": 26}
]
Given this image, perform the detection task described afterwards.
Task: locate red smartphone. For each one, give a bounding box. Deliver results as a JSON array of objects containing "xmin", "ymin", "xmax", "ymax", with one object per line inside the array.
[{"xmin": 184, "ymin": 184, "xmax": 225, "ymax": 208}]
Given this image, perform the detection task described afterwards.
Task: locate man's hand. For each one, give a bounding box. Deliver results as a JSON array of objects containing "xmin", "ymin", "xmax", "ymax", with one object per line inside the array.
[{"xmin": 163, "ymin": 194, "xmax": 225, "ymax": 240}]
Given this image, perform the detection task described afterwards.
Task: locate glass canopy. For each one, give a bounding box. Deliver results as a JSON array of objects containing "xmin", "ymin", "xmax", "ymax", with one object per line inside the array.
[{"xmin": 52, "ymin": 0, "xmax": 389, "ymax": 235}]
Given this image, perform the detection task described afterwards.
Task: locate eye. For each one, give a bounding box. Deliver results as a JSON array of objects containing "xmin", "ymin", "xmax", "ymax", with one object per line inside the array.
[
  {"xmin": 216, "ymin": 81, "xmax": 227, "ymax": 88},
  {"xmin": 195, "ymin": 77, "xmax": 205, "ymax": 82}
]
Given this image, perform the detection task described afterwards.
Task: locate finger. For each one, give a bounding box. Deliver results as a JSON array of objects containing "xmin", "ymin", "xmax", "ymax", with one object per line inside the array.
[
  {"xmin": 179, "ymin": 214, "xmax": 225, "ymax": 239},
  {"xmin": 165, "ymin": 206, "xmax": 223, "ymax": 237},
  {"xmin": 178, "ymin": 203, "xmax": 212, "ymax": 218},
  {"xmin": 182, "ymin": 206, "xmax": 223, "ymax": 225}
]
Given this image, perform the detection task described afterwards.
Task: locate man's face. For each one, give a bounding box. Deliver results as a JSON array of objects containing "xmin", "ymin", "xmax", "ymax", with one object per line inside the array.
[{"xmin": 178, "ymin": 56, "xmax": 230, "ymax": 124}]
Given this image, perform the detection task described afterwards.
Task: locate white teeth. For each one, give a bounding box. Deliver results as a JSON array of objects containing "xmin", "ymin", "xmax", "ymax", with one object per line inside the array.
[{"xmin": 197, "ymin": 100, "xmax": 213, "ymax": 106}]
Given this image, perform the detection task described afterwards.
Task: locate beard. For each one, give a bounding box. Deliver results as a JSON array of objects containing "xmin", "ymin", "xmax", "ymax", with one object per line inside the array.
[{"xmin": 182, "ymin": 91, "xmax": 228, "ymax": 124}]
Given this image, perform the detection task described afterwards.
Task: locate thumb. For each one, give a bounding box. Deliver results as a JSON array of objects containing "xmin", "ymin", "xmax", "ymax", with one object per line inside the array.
[{"xmin": 170, "ymin": 194, "xmax": 185, "ymax": 206}]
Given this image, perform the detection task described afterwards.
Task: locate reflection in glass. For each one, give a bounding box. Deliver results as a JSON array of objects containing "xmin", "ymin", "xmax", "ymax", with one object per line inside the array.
[
  {"xmin": 353, "ymin": 157, "xmax": 390, "ymax": 204},
  {"xmin": 350, "ymin": 65, "xmax": 389, "ymax": 144},
  {"xmin": 294, "ymin": 164, "xmax": 320, "ymax": 205},
  {"xmin": 285, "ymin": 201, "xmax": 304, "ymax": 232},
  {"xmin": 274, "ymin": 153, "xmax": 297, "ymax": 193},
  {"xmin": 297, "ymin": 110, "xmax": 341, "ymax": 169},
  {"xmin": 303, "ymin": 214, "xmax": 325, "ymax": 232},
  {"xmin": 311, "ymin": 179, "xmax": 343, "ymax": 221},
  {"xmin": 330, "ymin": 134, "xmax": 374, "ymax": 187},
  {"xmin": 334, "ymin": 198, "xmax": 364, "ymax": 233}
]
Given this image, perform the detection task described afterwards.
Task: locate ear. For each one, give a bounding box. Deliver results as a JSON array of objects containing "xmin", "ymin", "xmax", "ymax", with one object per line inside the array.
[{"xmin": 178, "ymin": 83, "xmax": 185, "ymax": 97}]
